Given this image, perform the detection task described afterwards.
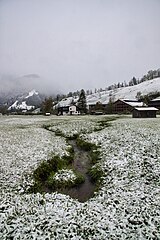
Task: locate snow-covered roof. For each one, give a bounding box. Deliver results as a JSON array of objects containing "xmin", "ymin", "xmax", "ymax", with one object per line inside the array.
[
  {"xmin": 58, "ymin": 97, "xmax": 73, "ymax": 107},
  {"xmin": 134, "ymin": 107, "xmax": 158, "ymax": 111},
  {"xmin": 122, "ymin": 100, "xmax": 145, "ymax": 107},
  {"xmin": 57, "ymin": 97, "xmax": 78, "ymax": 108},
  {"xmin": 151, "ymin": 96, "xmax": 160, "ymax": 102}
]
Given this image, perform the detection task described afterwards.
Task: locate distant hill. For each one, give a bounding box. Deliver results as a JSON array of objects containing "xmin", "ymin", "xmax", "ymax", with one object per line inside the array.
[
  {"xmin": 1, "ymin": 70, "xmax": 160, "ymax": 112},
  {"xmin": 57, "ymin": 77, "xmax": 160, "ymax": 107},
  {"xmin": 87, "ymin": 77, "xmax": 160, "ymax": 105}
]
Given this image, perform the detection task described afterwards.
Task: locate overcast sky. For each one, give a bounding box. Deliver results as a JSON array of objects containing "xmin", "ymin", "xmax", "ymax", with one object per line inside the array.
[{"xmin": 0, "ymin": 0, "xmax": 160, "ymax": 94}]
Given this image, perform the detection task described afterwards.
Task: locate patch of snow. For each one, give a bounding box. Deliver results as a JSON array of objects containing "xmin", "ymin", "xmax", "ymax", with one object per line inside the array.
[
  {"xmin": 25, "ymin": 89, "xmax": 38, "ymax": 99},
  {"xmin": 53, "ymin": 169, "xmax": 77, "ymax": 183},
  {"xmin": 8, "ymin": 100, "xmax": 18, "ymax": 110},
  {"xmin": 8, "ymin": 101, "xmax": 34, "ymax": 110}
]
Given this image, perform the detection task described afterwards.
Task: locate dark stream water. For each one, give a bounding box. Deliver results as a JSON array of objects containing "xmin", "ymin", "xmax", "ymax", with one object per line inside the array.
[{"xmin": 60, "ymin": 140, "xmax": 96, "ymax": 202}]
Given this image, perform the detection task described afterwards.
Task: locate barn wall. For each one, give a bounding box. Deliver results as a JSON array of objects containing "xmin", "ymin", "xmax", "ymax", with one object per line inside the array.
[
  {"xmin": 132, "ymin": 110, "xmax": 157, "ymax": 118},
  {"xmin": 113, "ymin": 100, "xmax": 132, "ymax": 114}
]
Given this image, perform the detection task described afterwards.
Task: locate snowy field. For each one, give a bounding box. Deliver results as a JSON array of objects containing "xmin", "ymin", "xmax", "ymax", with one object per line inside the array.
[{"xmin": 0, "ymin": 115, "xmax": 160, "ymax": 239}]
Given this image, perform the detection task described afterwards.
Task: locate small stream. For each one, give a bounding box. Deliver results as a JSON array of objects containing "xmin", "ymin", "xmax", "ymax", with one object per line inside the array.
[{"xmin": 60, "ymin": 139, "xmax": 96, "ymax": 202}]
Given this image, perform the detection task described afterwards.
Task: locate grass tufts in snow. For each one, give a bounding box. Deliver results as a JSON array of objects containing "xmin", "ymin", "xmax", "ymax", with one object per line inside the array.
[
  {"xmin": 76, "ymin": 137, "xmax": 97, "ymax": 151},
  {"xmin": 54, "ymin": 129, "xmax": 64, "ymax": 137},
  {"xmin": 97, "ymin": 116, "xmax": 117, "ymax": 129},
  {"xmin": 29, "ymin": 147, "xmax": 84, "ymax": 193},
  {"xmin": 42, "ymin": 124, "xmax": 52, "ymax": 131},
  {"xmin": 63, "ymin": 146, "xmax": 74, "ymax": 163},
  {"xmin": 66, "ymin": 133, "xmax": 79, "ymax": 140},
  {"xmin": 29, "ymin": 155, "xmax": 66, "ymax": 193},
  {"xmin": 88, "ymin": 165, "xmax": 103, "ymax": 183},
  {"xmin": 89, "ymin": 149, "xmax": 101, "ymax": 164}
]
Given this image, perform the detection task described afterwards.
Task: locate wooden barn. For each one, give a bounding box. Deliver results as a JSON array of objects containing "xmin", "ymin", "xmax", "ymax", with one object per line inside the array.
[
  {"xmin": 132, "ymin": 107, "xmax": 158, "ymax": 118},
  {"xmin": 88, "ymin": 101, "xmax": 106, "ymax": 114},
  {"xmin": 113, "ymin": 99, "xmax": 145, "ymax": 114}
]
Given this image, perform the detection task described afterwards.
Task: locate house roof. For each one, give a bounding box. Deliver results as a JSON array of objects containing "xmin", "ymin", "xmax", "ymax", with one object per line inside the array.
[
  {"xmin": 57, "ymin": 97, "xmax": 78, "ymax": 107},
  {"xmin": 134, "ymin": 107, "xmax": 158, "ymax": 111},
  {"xmin": 125, "ymin": 101, "xmax": 145, "ymax": 107},
  {"xmin": 150, "ymin": 96, "xmax": 160, "ymax": 102},
  {"xmin": 116, "ymin": 99, "xmax": 145, "ymax": 107}
]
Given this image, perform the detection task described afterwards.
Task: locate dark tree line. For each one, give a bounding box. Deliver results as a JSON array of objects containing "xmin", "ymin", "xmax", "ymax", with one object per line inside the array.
[{"xmin": 106, "ymin": 68, "xmax": 160, "ymax": 90}]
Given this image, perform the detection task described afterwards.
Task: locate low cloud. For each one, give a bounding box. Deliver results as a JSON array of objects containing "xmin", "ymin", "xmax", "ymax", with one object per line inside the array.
[{"xmin": 0, "ymin": 0, "xmax": 160, "ymax": 95}]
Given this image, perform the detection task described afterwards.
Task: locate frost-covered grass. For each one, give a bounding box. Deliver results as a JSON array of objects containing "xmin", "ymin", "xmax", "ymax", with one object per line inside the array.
[
  {"xmin": 47, "ymin": 115, "xmax": 115, "ymax": 137},
  {"xmin": 0, "ymin": 116, "xmax": 70, "ymax": 195},
  {"xmin": 0, "ymin": 115, "xmax": 160, "ymax": 239}
]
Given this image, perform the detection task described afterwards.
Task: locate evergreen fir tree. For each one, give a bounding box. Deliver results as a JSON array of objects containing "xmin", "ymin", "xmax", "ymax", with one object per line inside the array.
[{"xmin": 77, "ymin": 89, "xmax": 87, "ymax": 114}]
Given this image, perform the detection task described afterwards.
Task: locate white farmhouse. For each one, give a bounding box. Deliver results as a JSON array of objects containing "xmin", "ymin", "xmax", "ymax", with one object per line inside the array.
[{"xmin": 69, "ymin": 105, "xmax": 80, "ymax": 115}]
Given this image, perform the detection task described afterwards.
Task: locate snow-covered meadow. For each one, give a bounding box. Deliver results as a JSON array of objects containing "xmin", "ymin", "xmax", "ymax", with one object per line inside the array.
[{"xmin": 0, "ymin": 115, "xmax": 160, "ymax": 239}]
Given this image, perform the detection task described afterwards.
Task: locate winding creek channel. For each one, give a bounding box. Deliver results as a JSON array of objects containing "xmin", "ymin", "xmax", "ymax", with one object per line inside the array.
[
  {"xmin": 35, "ymin": 118, "xmax": 115, "ymax": 202},
  {"xmin": 61, "ymin": 139, "xmax": 96, "ymax": 202}
]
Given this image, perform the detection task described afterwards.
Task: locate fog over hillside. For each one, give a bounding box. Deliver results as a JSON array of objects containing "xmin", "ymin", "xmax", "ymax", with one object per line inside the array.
[{"xmin": 0, "ymin": 74, "xmax": 61, "ymax": 96}]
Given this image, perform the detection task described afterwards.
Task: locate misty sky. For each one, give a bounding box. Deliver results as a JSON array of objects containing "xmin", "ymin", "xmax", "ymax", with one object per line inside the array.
[{"xmin": 0, "ymin": 0, "xmax": 160, "ymax": 94}]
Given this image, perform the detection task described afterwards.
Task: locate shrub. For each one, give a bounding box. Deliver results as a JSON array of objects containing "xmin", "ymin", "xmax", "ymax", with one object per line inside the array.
[{"xmin": 63, "ymin": 146, "xmax": 74, "ymax": 163}]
